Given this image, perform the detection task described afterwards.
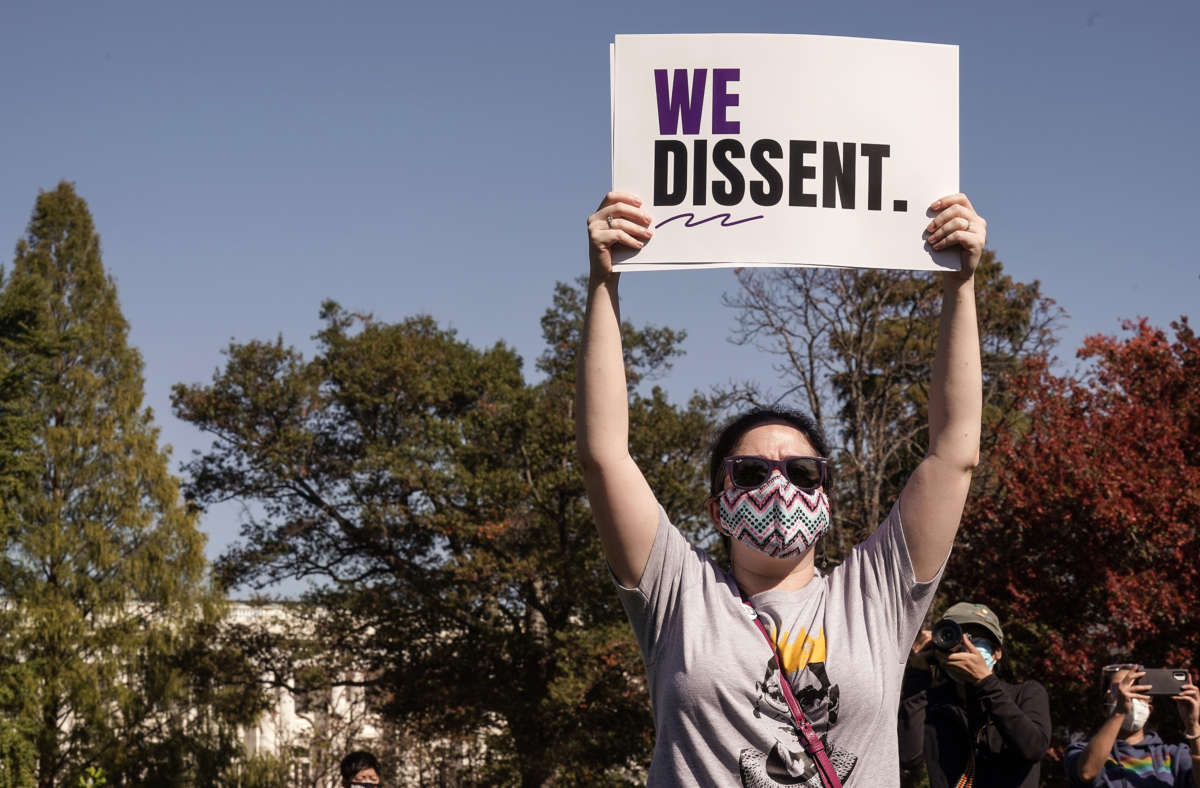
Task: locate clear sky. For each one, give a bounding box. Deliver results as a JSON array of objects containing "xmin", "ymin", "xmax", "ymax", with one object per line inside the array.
[{"xmin": 2, "ymin": 0, "xmax": 1196, "ymax": 573}]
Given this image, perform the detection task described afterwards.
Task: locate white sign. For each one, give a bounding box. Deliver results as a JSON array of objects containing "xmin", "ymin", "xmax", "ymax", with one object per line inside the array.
[{"xmin": 610, "ymin": 34, "xmax": 959, "ymax": 272}]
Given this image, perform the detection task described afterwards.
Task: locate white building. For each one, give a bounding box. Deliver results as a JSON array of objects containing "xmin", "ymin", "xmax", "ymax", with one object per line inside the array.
[
  {"xmin": 226, "ymin": 602, "xmax": 493, "ymax": 787},
  {"xmin": 227, "ymin": 601, "xmax": 382, "ymax": 787}
]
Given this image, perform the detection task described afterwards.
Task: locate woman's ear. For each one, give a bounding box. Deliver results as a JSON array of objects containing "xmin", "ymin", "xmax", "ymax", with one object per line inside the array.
[{"xmin": 707, "ymin": 496, "xmax": 720, "ymax": 527}]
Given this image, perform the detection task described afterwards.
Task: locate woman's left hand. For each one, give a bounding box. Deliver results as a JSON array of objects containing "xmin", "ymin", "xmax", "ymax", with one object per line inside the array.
[{"xmin": 926, "ymin": 193, "xmax": 987, "ymax": 278}]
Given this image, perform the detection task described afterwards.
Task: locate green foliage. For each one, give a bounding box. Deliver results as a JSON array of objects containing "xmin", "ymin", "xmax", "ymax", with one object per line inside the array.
[
  {"xmin": 173, "ymin": 281, "xmax": 718, "ymax": 785},
  {"xmin": 219, "ymin": 753, "xmax": 293, "ymax": 788},
  {"xmin": 0, "ymin": 183, "xmax": 261, "ymax": 786},
  {"xmin": 0, "ymin": 269, "xmax": 49, "ymax": 542},
  {"xmin": 0, "ymin": 694, "xmax": 36, "ymax": 788}
]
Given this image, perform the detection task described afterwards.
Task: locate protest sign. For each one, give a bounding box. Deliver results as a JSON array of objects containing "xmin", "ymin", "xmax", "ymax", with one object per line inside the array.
[{"xmin": 610, "ymin": 34, "xmax": 959, "ymax": 272}]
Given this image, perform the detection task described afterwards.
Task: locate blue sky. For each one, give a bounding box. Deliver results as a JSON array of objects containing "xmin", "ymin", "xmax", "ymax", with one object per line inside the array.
[{"xmin": 2, "ymin": 0, "xmax": 1196, "ymax": 574}]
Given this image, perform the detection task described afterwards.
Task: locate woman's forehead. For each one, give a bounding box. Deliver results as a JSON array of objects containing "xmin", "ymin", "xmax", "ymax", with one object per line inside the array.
[{"xmin": 731, "ymin": 421, "xmax": 816, "ymax": 456}]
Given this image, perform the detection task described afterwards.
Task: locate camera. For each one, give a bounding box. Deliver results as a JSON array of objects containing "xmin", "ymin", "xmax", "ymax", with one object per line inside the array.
[{"xmin": 930, "ymin": 618, "xmax": 963, "ymax": 653}]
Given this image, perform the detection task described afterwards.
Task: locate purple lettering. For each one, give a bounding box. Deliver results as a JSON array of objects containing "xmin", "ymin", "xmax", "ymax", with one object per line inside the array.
[
  {"xmin": 712, "ymin": 68, "xmax": 740, "ymax": 134},
  {"xmin": 654, "ymin": 68, "xmax": 708, "ymax": 135}
]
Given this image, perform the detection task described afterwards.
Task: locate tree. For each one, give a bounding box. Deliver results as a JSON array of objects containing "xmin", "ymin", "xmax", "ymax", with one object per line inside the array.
[
  {"xmin": 723, "ymin": 253, "xmax": 1062, "ymax": 559},
  {"xmin": 172, "ymin": 281, "xmax": 719, "ymax": 786},
  {"xmin": 0, "ymin": 260, "xmax": 48, "ymax": 786},
  {"xmin": 0, "ymin": 270, "xmax": 48, "ymax": 507},
  {"xmin": 0, "ymin": 182, "xmax": 260, "ymax": 787},
  {"xmin": 943, "ymin": 318, "xmax": 1200, "ymax": 752}
]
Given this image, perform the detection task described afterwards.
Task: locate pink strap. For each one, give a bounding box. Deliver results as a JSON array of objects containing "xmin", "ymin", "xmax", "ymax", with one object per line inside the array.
[{"xmin": 741, "ymin": 593, "xmax": 844, "ymax": 788}]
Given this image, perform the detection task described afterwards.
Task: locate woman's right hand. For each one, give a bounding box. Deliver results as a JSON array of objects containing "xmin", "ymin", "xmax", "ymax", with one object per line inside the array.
[{"xmin": 587, "ymin": 191, "xmax": 654, "ymax": 280}]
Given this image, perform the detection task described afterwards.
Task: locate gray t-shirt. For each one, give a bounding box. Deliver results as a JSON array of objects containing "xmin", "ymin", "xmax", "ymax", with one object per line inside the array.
[{"xmin": 616, "ymin": 502, "xmax": 943, "ymax": 787}]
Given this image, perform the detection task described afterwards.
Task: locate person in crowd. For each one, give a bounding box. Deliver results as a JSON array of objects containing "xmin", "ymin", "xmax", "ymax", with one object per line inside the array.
[
  {"xmin": 1066, "ymin": 665, "xmax": 1200, "ymax": 787},
  {"xmin": 339, "ymin": 750, "xmax": 381, "ymax": 787},
  {"xmin": 576, "ymin": 189, "xmax": 985, "ymax": 786},
  {"xmin": 898, "ymin": 601, "xmax": 1051, "ymax": 787}
]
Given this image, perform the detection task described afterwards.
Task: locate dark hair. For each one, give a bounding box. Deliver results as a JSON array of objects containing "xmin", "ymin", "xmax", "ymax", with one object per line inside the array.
[
  {"xmin": 708, "ymin": 408, "xmax": 832, "ymax": 497},
  {"xmin": 340, "ymin": 750, "xmax": 381, "ymax": 781}
]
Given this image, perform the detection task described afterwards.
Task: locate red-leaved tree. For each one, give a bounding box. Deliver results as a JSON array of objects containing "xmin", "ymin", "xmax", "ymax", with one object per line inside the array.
[{"xmin": 945, "ymin": 317, "xmax": 1200, "ymax": 751}]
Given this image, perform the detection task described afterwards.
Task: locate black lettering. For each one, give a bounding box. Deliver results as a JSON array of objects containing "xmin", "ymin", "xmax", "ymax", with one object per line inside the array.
[
  {"xmin": 653, "ymin": 140, "xmax": 688, "ymax": 206},
  {"xmin": 692, "ymin": 139, "xmax": 708, "ymax": 206},
  {"xmin": 750, "ymin": 139, "xmax": 783, "ymax": 206},
  {"xmin": 822, "ymin": 142, "xmax": 856, "ymax": 209},
  {"xmin": 860, "ymin": 143, "xmax": 890, "ymax": 211},
  {"xmin": 712, "ymin": 139, "xmax": 746, "ymax": 206},
  {"xmin": 788, "ymin": 140, "xmax": 817, "ymax": 207}
]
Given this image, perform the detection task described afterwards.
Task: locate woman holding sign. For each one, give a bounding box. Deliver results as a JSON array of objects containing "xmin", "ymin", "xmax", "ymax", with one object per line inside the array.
[{"xmin": 577, "ymin": 191, "xmax": 985, "ymax": 787}]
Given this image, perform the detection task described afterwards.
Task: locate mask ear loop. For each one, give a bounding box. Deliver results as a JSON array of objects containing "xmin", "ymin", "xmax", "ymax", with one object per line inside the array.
[
  {"xmin": 812, "ymin": 493, "xmax": 837, "ymax": 572},
  {"xmin": 705, "ymin": 493, "xmax": 734, "ymax": 569}
]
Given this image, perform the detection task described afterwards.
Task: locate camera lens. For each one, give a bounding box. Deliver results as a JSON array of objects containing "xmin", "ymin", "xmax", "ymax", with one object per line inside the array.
[{"xmin": 931, "ymin": 619, "xmax": 963, "ymax": 652}]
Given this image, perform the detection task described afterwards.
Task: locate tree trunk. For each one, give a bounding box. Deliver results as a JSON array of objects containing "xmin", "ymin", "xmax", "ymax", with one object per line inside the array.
[
  {"xmin": 36, "ymin": 696, "xmax": 59, "ymax": 788},
  {"xmin": 509, "ymin": 703, "xmax": 555, "ymax": 788}
]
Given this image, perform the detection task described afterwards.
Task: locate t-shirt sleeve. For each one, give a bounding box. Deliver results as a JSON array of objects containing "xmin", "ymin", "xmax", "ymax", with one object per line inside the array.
[
  {"xmin": 840, "ymin": 502, "xmax": 946, "ymax": 662},
  {"xmin": 612, "ymin": 505, "xmax": 709, "ymax": 666}
]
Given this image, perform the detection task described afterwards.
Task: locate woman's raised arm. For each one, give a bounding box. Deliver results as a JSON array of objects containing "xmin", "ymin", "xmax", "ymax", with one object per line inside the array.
[
  {"xmin": 899, "ymin": 193, "xmax": 985, "ymax": 582},
  {"xmin": 576, "ymin": 192, "xmax": 660, "ymax": 587}
]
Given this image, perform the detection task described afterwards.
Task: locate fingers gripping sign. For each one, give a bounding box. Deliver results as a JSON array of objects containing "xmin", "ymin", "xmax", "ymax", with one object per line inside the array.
[
  {"xmin": 587, "ymin": 192, "xmax": 654, "ymax": 279},
  {"xmin": 926, "ymin": 193, "xmax": 987, "ymax": 277}
]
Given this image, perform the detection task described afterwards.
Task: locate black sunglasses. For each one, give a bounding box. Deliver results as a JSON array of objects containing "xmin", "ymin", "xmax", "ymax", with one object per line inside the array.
[{"xmin": 723, "ymin": 455, "xmax": 827, "ymax": 492}]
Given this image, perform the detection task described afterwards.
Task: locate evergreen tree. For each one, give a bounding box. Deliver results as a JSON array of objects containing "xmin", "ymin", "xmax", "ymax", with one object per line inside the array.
[
  {"xmin": 0, "ymin": 182, "xmax": 258, "ymax": 787},
  {"xmin": 0, "ymin": 267, "xmax": 44, "ymax": 788}
]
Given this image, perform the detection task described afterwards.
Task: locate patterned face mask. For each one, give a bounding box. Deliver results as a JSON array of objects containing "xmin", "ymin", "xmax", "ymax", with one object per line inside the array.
[{"xmin": 717, "ymin": 473, "xmax": 830, "ymax": 558}]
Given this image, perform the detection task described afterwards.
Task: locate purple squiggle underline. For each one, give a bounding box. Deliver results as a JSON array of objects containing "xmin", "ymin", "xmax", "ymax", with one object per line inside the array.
[{"xmin": 655, "ymin": 212, "xmax": 764, "ymax": 229}]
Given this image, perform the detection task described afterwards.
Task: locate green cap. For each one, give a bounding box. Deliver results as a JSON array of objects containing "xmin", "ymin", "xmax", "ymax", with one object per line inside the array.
[{"xmin": 942, "ymin": 602, "xmax": 1004, "ymax": 646}]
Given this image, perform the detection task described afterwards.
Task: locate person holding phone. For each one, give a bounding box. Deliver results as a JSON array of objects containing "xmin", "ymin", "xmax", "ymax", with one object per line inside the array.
[
  {"xmin": 1066, "ymin": 666, "xmax": 1200, "ymax": 787},
  {"xmin": 898, "ymin": 602, "xmax": 1052, "ymax": 787},
  {"xmin": 578, "ymin": 190, "xmax": 984, "ymax": 786}
]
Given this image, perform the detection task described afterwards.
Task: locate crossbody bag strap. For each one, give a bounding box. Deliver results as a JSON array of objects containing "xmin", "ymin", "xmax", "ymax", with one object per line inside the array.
[
  {"xmin": 739, "ymin": 590, "xmax": 844, "ymax": 788},
  {"xmin": 952, "ymin": 718, "xmax": 983, "ymax": 788}
]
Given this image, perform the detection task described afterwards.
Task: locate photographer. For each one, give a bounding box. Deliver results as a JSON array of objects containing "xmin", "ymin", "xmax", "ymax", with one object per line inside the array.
[
  {"xmin": 1065, "ymin": 666, "xmax": 1200, "ymax": 787},
  {"xmin": 899, "ymin": 602, "xmax": 1051, "ymax": 787}
]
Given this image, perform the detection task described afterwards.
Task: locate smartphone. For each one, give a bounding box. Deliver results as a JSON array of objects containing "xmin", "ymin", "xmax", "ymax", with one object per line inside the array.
[{"xmin": 1142, "ymin": 668, "xmax": 1189, "ymax": 696}]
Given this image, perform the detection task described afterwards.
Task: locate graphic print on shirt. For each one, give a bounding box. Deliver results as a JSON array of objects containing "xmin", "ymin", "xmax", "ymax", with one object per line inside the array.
[
  {"xmin": 1106, "ymin": 751, "xmax": 1173, "ymax": 781},
  {"xmin": 739, "ymin": 625, "xmax": 859, "ymax": 787}
]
